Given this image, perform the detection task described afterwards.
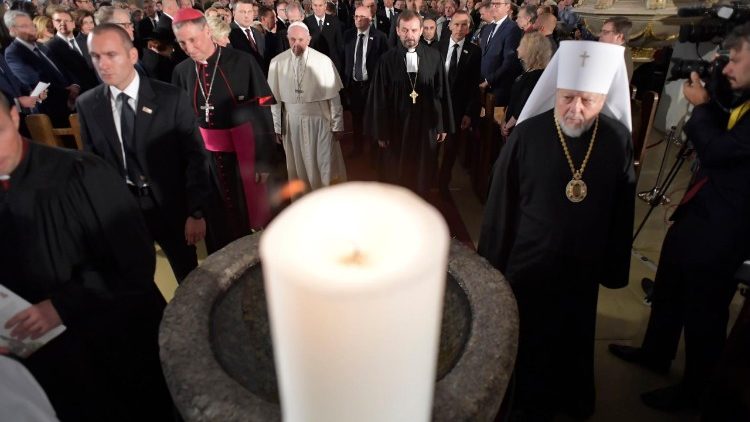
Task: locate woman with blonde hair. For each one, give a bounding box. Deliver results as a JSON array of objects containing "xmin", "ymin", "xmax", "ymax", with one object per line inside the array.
[
  {"xmin": 33, "ymin": 15, "xmax": 54, "ymax": 43},
  {"xmin": 206, "ymin": 15, "xmax": 231, "ymax": 47},
  {"xmin": 501, "ymin": 31, "xmax": 553, "ymax": 139}
]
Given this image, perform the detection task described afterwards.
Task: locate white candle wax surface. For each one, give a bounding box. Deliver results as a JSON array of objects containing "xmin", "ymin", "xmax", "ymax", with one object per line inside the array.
[{"xmin": 260, "ymin": 182, "xmax": 449, "ymax": 422}]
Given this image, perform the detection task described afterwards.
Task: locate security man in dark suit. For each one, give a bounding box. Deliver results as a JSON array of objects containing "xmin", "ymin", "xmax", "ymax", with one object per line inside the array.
[
  {"xmin": 437, "ymin": 10, "xmax": 480, "ymax": 195},
  {"xmin": 343, "ymin": 5, "xmax": 388, "ymax": 157},
  {"xmin": 77, "ymin": 24, "xmax": 213, "ymax": 282},
  {"xmin": 478, "ymin": 0, "xmax": 522, "ymax": 108},
  {"xmin": 228, "ymin": 0, "xmax": 269, "ymax": 74},
  {"xmin": 609, "ymin": 22, "xmax": 750, "ymax": 413},
  {"xmin": 304, "ymin": 0, "xmax": 345, "ymax": 76}
]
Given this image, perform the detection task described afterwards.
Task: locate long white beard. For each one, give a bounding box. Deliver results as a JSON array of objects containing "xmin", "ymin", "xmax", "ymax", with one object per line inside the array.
[{"xmin": 555, "ymin": 110, "xmax": 595, "ymax": 138}]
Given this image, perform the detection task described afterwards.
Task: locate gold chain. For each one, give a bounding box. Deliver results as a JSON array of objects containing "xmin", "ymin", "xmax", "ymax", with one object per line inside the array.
[{"xmin": 554, "ymin": 116, "xmax": 599, "ymax": 181}]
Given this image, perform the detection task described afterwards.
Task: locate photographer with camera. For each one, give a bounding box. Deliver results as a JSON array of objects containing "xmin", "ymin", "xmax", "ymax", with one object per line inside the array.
[{"xmin": 609, "ymin": 22, "xmax": 750, "ymax": 413}]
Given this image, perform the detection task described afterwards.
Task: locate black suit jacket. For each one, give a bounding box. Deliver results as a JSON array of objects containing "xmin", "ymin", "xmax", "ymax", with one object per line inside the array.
[
  {"xmin": 138, "ymin": 16, "xmax": 157, "ymax": 42},
  {"xmin": 5, "ymin": 39, "xmax": 72, "ymax": 127},
  {"xmin": 228, "ymin": 23, "xmax": 267, "ymax": 73},
  {"xmin": 304, "ymin": 14, "xmax": 344, "ymax": 75},
  {"xmin": 77, "ymin": 76, "xmax": 212, "ymax": 219},
  {"xmin": 342, "ymin": 27, "xmax": 388, "ymax": 86},
  {"xmin": 156, "ymin": 14, "xmax": 189, "ymax": 63},
  {"xmin": 372, "ymin": 13, "xmax": 390, "ymax": 36},
  {"xmin": 439, "ymin": 39, "xmax": 481, "ymax": 122},
  {"xmin": 75, "ymin": 33, "xmax": 94, "ymax": 69},
  {"xmin": 45, "ymin": 36, "xmax": 99, "ymax": 92},
  {"xmin": 479, "ymin": 17, "xmax": 522, "ymax": 106},
  {"xmin": 332, "ymin": 0, "xmax": 353, "ymax": 30}
]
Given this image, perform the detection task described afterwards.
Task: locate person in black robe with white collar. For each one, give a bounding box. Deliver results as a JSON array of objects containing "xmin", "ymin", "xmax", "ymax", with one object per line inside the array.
[
  {"xmin": 171, "ymin": 8, "xmax": 276, "ymax": 247},
  {"xmin": 0, "ymin": 93, "xmax": 173, "ymax": 422},
  {"xmin": 364, "ymin": 10, "xmax": 453, "ymax": 197},
  {"xmin": 478, "ymin": 41, "xmax": 634, "ymax": 421}
]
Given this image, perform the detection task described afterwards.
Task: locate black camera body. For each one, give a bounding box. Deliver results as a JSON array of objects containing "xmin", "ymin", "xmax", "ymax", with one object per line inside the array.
[{"xmin": 677, "ymin": 2, "xmax": 750, "ymax": 44}]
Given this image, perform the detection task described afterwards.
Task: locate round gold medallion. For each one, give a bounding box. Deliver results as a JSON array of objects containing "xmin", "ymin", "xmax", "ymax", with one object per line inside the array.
[{"xmin": 566, "ymin": 179, "xmax": 587, "ymax": 203}]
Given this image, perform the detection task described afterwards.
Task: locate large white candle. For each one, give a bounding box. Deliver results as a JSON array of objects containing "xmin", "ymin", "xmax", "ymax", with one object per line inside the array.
[{"xmin": 260, "ymin": 182, "xmax": 449, "ymax": 422}]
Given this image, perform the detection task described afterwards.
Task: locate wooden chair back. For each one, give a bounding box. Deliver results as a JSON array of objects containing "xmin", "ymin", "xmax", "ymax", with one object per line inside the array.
[{"xmin": 25, "ymin": 113, "xmax": 82, "ymax": 150}]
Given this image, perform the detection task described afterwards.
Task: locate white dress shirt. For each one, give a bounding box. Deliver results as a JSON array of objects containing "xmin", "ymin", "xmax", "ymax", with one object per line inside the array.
[
  {"xmin": 353, "ymin": 28, "xmax": 370, "ymax": 81},
  {"xmin": 444, "ymin": 37, "xmax": 465, "ymax": 74},
  {"xmin": 108, "ymin": 72, "xmax": 140, "ymax": 182}
]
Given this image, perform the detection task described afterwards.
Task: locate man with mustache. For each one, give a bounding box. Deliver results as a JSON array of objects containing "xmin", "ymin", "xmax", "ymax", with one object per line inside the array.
[
  {"xmin": 478, "ymin": 40, "xmax": 634, "ymax": 420},
  {"xmin": 364, "ymin": 10, "xmax": 453, "ymax": 198}
]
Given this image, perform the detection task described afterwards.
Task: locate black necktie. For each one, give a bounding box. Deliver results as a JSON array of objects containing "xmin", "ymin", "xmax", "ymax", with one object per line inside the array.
[
  {"xmin": 449, "ymin": 43, "xmax": 458, "ymax": 79},
  {"xmin": 354, "ymin": 33, "xmax": 364, "ymax": 81},
  {"xmin": 118, "ymin": 92, "xmax": 142, "ymax": 186},
  {"xmin": 244, "ymin": 28, "xmax": 258, "ymax": 52},
  {"xmin": 486, "ymin": 23, "xmax": 497, "ymax": 46}
]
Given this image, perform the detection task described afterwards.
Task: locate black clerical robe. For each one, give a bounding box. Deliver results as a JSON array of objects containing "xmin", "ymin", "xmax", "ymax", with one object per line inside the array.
[
  {"xmin": 478, "ymin": 110, "xmax": 635, "ymax": 418},
  {"xmin": 0, "ymin": 141, "xmax": 172, "ymax": 422},
  {"xmin": 364, "ymin": 44, "xmax": 454, "ymax": 196},
  {"xmin": 172, "ymin": 46, "xmax": 275, "ymax": 242}
]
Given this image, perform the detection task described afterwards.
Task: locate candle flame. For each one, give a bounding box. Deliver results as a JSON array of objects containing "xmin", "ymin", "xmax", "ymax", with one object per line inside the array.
[
  {"xmin": 272, "ymin": 179, "xmax": 307, "ymax": 205},
  {"xmin": 339, "ymin": 249, "xmax": 367, "ymax": 266}
]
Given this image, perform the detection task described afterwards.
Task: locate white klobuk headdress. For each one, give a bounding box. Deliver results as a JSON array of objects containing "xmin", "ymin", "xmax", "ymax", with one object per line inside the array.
[{"xmin": 517, "ymin": 40, "xmax": 632, "ymax": 131}]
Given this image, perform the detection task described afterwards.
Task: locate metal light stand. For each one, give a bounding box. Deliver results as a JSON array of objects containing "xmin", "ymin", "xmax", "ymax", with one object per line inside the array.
[{"xmin": 632, "ymin": 110, "xmax": 694, "ymax": 244}]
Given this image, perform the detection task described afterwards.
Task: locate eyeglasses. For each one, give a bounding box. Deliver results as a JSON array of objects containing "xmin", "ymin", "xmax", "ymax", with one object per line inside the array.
[
  {"xmin": 354, "ymin": 14, "xmax": 370, "ymax": 19},
  {"xmin": 599, "ymin": 29, "xmax": 616, "ymax": 36},
  {"xmin": 53, "ymin": 19, "xmax": 74, "ymax": 24},
  {"xmin": 114, "ymin": 21, "xmax": 135, "ymax": 28}
]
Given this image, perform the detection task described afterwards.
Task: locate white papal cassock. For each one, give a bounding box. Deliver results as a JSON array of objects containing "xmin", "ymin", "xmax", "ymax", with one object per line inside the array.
[{"xmin": 268, "ymin": 47, "xmax": 347, "ymax": 190}]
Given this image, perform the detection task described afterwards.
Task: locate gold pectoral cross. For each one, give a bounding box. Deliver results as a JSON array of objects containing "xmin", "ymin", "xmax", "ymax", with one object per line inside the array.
[{"xmin": 409, "ymin": 90, "xmax": 418, "ymax": 104}]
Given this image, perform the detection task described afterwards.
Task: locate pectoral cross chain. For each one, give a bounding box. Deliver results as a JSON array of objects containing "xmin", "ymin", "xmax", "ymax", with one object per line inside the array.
[
  {"xmin": 410, "ymin": 90, "xmax": 418, "ymax": 104},
  {"xmin": 201, "ymin": 102, "xmax": 214, "ymax": 123}
]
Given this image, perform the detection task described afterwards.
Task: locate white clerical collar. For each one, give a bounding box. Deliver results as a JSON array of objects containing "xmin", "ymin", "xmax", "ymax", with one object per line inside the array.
[
  {"xmin": 406, "ymin": 48, "xmax": 416, "ymax": 53},
  {"xmin": 405, "ymin": 49, "xmax": 418, "ymax": 72},
  {"xmin": 109, "ymin": 71, "xmax": 140, "ymax": 102}
]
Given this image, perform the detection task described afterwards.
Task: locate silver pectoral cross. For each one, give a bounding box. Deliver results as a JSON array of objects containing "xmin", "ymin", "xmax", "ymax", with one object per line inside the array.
[
  {"xmin": 579, "ymin": 51, "xmax": 590, "ymax": 67},
  {"xmin": 200, "ymin": 102, "xmax": 214, "ymax": 123}
]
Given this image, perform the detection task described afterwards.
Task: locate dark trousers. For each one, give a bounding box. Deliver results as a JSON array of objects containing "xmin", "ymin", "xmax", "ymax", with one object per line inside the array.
[
  {"xmin": 511, "ymin": 271, "xmax": 600, "ymax": 420},
  {"xmin": 641, "ymin": 207, "xmax": 747, "ymax": 393},
  {"xmin": 439, "ymin": 124, "xmax": 463, "ymax": 190},
  {"xmin": 133, "ymin": 189, "xmax": 197, "ymax": 282},
  {"xmin": 348, "ymin": 80, "xmax": 371, "ymax": 153}
]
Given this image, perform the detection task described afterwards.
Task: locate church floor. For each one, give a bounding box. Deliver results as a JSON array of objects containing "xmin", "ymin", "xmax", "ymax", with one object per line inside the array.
[{"xmin": 153, "ymin": 126, "xmax": 745, "ymax": 421}]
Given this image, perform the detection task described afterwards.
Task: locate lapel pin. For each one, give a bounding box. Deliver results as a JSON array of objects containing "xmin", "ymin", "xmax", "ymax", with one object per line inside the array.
[
  {"xmin": 463, "ymin": 49, "xmax": 469, "ymax": 54},
  {"xmin": 369, "ymin": 36, "xmax": 373, "ymax": 40},
  {"xmin": 239, "ymin": 95, "xmax": 245, "ymax": 100},
  {"xmin": 142, "ymin": 106, "xmax": 153, "ymax": 114}
]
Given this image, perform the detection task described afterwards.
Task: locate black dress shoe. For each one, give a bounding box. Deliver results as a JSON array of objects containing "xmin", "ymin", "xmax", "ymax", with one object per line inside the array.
[
  {"xmin": 641, "ymin": 384, "xmax": 699, "ymax": 412},
  {"xmin": 608, "ymin": 344, "xmax": 671, "ymax": 375}
]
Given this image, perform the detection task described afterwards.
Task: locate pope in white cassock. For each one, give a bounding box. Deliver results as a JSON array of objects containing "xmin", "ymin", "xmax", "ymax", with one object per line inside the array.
[{"xmin": 268, "ymin": 22, "xmax": 347, "ymax": 190}]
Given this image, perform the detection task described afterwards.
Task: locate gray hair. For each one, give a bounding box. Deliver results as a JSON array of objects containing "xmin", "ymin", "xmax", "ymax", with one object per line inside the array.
[
  {"xmin": 286, "ymin": 1, "xmax": 305, "ymax": 16},
  {"xmin": 4, "ymin": 10, "xmax": 29, "ymax": 30}
]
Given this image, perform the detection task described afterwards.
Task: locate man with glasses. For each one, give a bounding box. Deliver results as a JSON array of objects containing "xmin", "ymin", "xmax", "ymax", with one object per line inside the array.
[
  {"xmin": 599, "ymin": 16, "xmax": 633, "ymax": 81},
  {"xmin": 46, "ymin": 6, "xmax": 98, "ymax": 91},
  {"xmin": 479, "ymin": 0, "xmax": 521, "ymax": 112},
  {"xmin": 4, "ymin": 10, "xmax": 80, "ymax": 128}
]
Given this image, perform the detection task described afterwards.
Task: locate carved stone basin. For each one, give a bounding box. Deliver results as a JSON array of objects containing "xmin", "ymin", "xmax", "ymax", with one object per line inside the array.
[{"xmin": 160, "ymin": 234, "xmax": 518, "ymax": 421}]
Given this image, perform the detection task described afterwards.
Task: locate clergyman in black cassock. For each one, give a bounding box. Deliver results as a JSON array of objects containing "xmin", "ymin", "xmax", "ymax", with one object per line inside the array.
[
  {"xmin": 0, "ymin": 113, "xmax": 173, "ymax": 420},
  {"xmin": 478, "ymin": 109, "xmax": 634, "ymax": 418},
  {"xmin": 478, "ymin": 41, "xmax": 635, "ymax": 420},
  {"xmin": 364, "ymin": 10, "xmax": 454, "ymax": 197},
  {"xmin": 172, "ymin": 9, "xmax": 276, "ymax": 248}
]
